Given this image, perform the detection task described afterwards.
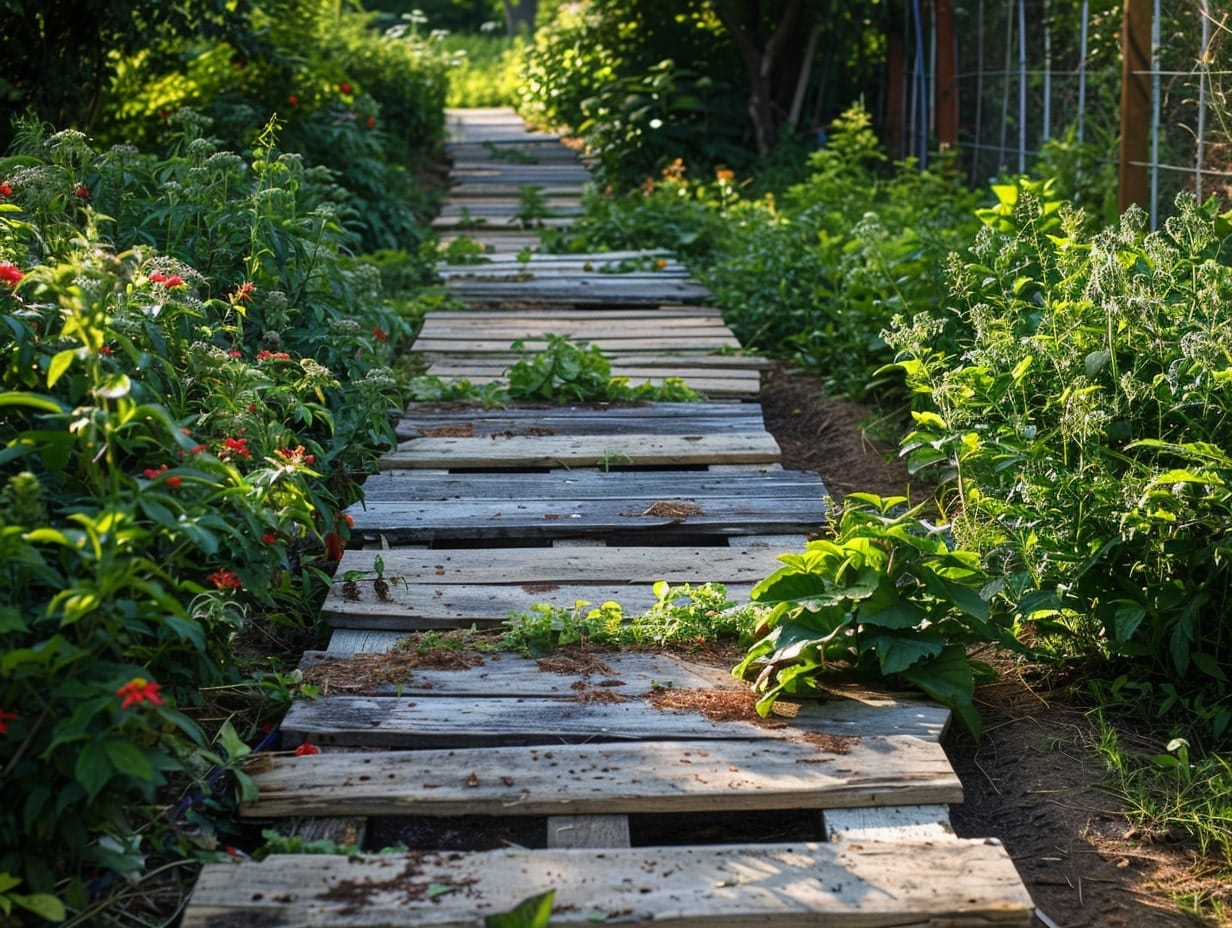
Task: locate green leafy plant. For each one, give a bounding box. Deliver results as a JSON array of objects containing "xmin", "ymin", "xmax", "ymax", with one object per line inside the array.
[
  {"xmin": 486, "ymin": 890, "xmax": 555, "ymax": 928},
  {"xmin": 885, "ymin": 189, "xmax": 1232, "ymax": 744},
  {"xmin": 502, "ymin": 581, "xmax": 760, "ymax": 656},
  {"xmin": 734, "ymin": 494, "xmax": 1013, "ymax": 737}
]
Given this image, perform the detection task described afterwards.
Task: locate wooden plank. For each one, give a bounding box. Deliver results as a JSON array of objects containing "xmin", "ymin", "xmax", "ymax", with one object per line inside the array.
[
  {"xmin": 380, "ymin": 432, "xmax": 779, "ymax": 469},
  {"xmin": 322, "ymin": 579, "xmax": 760, "ymax": 629},
  {"xmin": 346, "ymin": 495, "xmax": 825, "ymax": 542},
  {"xmin": 184, "ymin": 840, "xmax": 1035, "ymax": 927},
  {"xmin": 442, "ymin": 249, "xmax": 672, "ymax": 266},
  {"xmin": 416, "ymin": 338, "xmax": 743, "ymax": 352},
  {"xmin": 327, "ymin": 546, "xmax": 787, "ymax": 585},
  {"xmin": 414, "ymin": 373, "xmax": 761, "ymax": 401},
  {"xmin": 441, "ymin": 278, "xmax": 712, "ymax": 303},
  {"xmin": 242, "ymin": 737, "xmax": 961, "ymax": 819},
  {"xmin": 824, "ymin": 805, "xmax": 955, "ymax": 843},
  {"xmin": 279, "ymin": 693, "xmax": 951, "ymax": 748},
  {"xmin": 357, "ymin": 470, "xmax": 822, "ymax": 502},
  {"xmin": 421, "ymin": 353, "xmax": 767, "ymax": 371},
  {"xmin": 394, "ymin": 407, "xmax": 765, "ymax": 440},
  {"xmin": 547, "ymin": 815, "xmax": 631, "ymax": 848},
  {"xmin": 418, "ymin": 307, "xmax": 726, "ymax": 322},
  {"xmin": 301, "ymin": 649, "xmax": 744, "ymax": 694}
]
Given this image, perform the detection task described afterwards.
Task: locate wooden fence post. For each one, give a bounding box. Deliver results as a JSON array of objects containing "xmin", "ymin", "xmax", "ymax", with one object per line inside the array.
[
  {"xmin": 935, "ymin": 0, "xmax": 958, "ymax": 148},
  {"xmin": 1119, "ymin": 0, "xmax": 1152, "ymax": 212}
]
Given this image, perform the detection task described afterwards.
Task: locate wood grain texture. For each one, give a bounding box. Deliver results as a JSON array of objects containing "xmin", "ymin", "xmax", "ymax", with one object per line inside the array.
[
  {"xmin": 278, "ymin": 693, "xmax": 951, "ymax": 748},
  {"xmin": 184, "ymin": 841, "xmax": 1034, "ymax": 927},
  {"xmin": 242, "ymin": 737, "xmax": 962, "ymax": 818},
  {"xmin": 380, "ymin": 432, "xmax": 779, "ymax": 468},
  {"xmin": 547, "ymin": 815, "xmax": 631, "ymax": 848}
]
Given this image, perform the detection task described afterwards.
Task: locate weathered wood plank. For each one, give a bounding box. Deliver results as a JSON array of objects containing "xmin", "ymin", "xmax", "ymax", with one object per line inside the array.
[
  {"xmin": 279, "ymin": 693, "xmax": 951, "ymax": 748},
  {"xmin": 547, "ymin": 815, "xmax": 631, "ymax": 848},
  {"xmin": 321, "ymin": 580, "xmax": 760, "ymax": 629},
  {"xmin": 357, "ymin": 469, "xmax": 821, "ymax": 502},
  {"xmin": 396, "ymin": 401, "xmax": 760, "ymax": 433},
  {"xmin": 242, "ymin": 737, "xmax": 961, "ymax": 818},
  {"xmin": 824, "ymin": 805, "xmax": 955, "ymax": 843},
  {"xmin": 419, "ymin": 307, "xmax": 726, "ymax": 322},
  {"xmin": 441, "ymin": 278, "xmax": 712, "ymax": 303},
  {"xmin": 328, "ymin": 545, "xmax": 788, "ymax": 585},
  {"xmin": 301, "ymin": 649, "xmax": 743, "ymax": 694},
  {"xmin": 346, "ymin": 495, "xmax": 825, "ymax": 542},
  {"xmin": 184, "ymin": 841, "xmax": 1035, "ymax": 927},
  {"xmin": 380, "ymin": 432, "xmax": 779, "ymax": 469}
]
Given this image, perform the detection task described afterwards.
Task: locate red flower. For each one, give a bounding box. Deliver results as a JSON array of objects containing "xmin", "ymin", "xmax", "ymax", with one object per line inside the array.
[
  {"xmin": 208, "ymin": 568, "xmax": 242, "ymax": 590},
  {"xmin": 339, "ymin": 81, "xmax": 353, "ymax": 94},
  {"xmin": 117, "ymin": 677, "xmax": 164, "ymax": 710},
  {"xmin": 323, "ymin": 531, "xmax": 344, "ymax": 560},
  {"xmin": 166, "ymin": 476, "xmax": 182, "ymax": 489},
  {"xmin": 256, "ymin": 350, "xmax": 291, "ymax": 361},
  {"xmin": 0, "ymin": 262, "xmax": 24, "ymax": 285},
  {"xmin": 99, "ymin": 345, "xmax": 113, "ymax": 355},
  {"xmin": 143, "ymin": 464, "xmax": 168, "ymax": 479},
  {"xmin": 262, "ymin": 532, "xmax": 279, "ymax": 544},
  {"xmin": 233, "ymin": 281, "xmax": 255, "ymax": 303},
  {"xmin": 0, "ymin": 708, "xmax": 18, "ymax": 735},
  {"xmin": 341, "ymin": 513, "xmax": 355, "ymax": 528},
  {"xmin": 366, "ymin": 116, "xmax": 375, "ymax": 129},
  {"xmin": 294, "ymin": 741, "xmax": 320, "ymax": 756},
  {"xmin": 228, "ymin": 350, "xmax": 243, "ymax": 359},
  {"xmin": 222, "ymin": 436, "xmax": 251, "ymax": 458},
  {"xmin": 188, "ymin": 443, "xmax": 206, "ymax": 455},
  {"xmin": 276, "ymin": 445, "xmax": 315, "ymax": 465},
  {"xmin": 287, "ymin": 94, "xmax": 299, "ymax": 106},
  {"xmin": 0, "ymin": 182, "xmax": 12, "ymax": 197},
  {"xmin": 150, "ymin": 270, "xmax": 185, "ymax": 288},
  {"xmin": 372, "ymin": 326, "xmax": 387, "ymax": 343},
  {"xmin": 74, "ymin": 185, "xmax": 89, "ymax": 199}
]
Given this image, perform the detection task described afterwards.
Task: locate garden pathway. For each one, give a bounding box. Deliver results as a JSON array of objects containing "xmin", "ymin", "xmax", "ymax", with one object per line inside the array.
[{"xmin": 182, "ymin": 107, "xmax": 1034, "ymax": 927}]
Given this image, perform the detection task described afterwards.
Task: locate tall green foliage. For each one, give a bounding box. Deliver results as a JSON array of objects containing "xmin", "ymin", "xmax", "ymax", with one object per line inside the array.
[{"xmin": 887, "ymin": 187, "xmax": 1232, "ymax": 743}]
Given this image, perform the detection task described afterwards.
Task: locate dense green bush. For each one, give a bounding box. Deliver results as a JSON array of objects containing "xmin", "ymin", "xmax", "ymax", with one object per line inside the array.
[
  {"xmin": 519, "ymin": 0, "xmax": 751, "ymax": 183},
  {"xmin": 702, "ymin": 106, "xmax": 983, "ymax": 398},
  {"xmin": 0, "ymin": 119, "xmax": 410, "ymax": 903},
  {"xmin": 887, "ymin": 187, "xmax": 1232, "ymax": 744},
  {"xmin": 100, "ymin": 3, "xmax": 451, "ymax": 254}
]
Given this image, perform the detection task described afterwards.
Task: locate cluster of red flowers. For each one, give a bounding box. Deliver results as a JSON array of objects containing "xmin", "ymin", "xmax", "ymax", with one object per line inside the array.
[
  {"xmin": 256, "ymin": 350, "xmax": 291, "ymax": 362},
  {"xmin": 288, "ymin": 94, "xmax": 299, "ymax": 106},
  {"xmin": 149, "ymin": 270, "xmax": 186, "ymax": 288},
  {"xmin": 0, "ymin": 262, "xmax": 23, "ymax": 285},
  {"xmin": 0, "ymin": 708, "xmax": 18, "ymax": 735},
  {"xmin": 372, "ymin": 326, "xmax": 387, "ymax": 343},
  {"xmin": 221, "ymin": 436, "xmax": 251, "ymax": 458},
  {"xmin": 232, "ymin": 281, "xmax": 256, "ymax": 303},
  {"xmin": 74, "ymin": 185, "xmax": 89, "ymax": 199},
  {"xmin": 0, "ymin": 182, "xmax": 12, "ymax": 197},
  {"xmin": 142, "ymin": 463, "xmax": 182, "ymax": 489},
  {"xmin": 208, "ymin": 568, "xmax": 242, "ymax": 591},
  {"xmin": 262, "ymin": 531, "xmax": 280, "ymax": 544},
  {"xmin": 276, "ymin": 445, "xmax": 315, "ymax": 465},
  {"xmin": 339, "ymin": 81, "xmax": 353, "ymax": 95},
  {"xmin": 117, "ymin": 677, "xmax": 163, "ymax": 710}
]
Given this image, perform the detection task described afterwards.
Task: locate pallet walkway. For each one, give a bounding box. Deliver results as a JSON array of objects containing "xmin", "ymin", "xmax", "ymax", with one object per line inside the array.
[{"xmin": 183, "ymin": 108, "xmax": 1035, "ymax": 927}]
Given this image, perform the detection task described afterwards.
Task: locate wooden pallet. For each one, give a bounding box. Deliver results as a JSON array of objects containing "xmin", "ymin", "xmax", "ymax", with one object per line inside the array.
[{"xmin": 180, "ymin": 106, "xmax": 1034, "ymax": 928}]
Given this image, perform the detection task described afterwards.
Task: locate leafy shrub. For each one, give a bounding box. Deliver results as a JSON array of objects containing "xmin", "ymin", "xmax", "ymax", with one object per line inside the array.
[
  {"xmin": 518, "ymin": 0, "xmax": 751, "ymax": 184},
  {"xmin": 0, "ymin": 119, "xmax": 409, "ymax": 897},
  {"xmin": 701, "ymin": 105, "xmax": 983, "ymax": 399},
  {"xmin": 735, "ymin": 494, "xmax": 1011, "ymax": 737},
  {"xmin": 886, "ymin": 188, "xmax": 1232, "ymax": 743},
  {"xmin": 444, "ymin": 33, "xmax": 527, "ymax": 107},
  {"xmin": 100, "ymin": 3, "xmax": 451, "ymax": 253}
]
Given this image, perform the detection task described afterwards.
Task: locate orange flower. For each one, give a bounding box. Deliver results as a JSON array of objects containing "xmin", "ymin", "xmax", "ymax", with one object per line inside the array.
[
  {"xmin": 117, "ymin": 677, "xmax": 163, "ymax": 710},
  {"xmin": 294, "ymin": 741, "xmax": 320, "ymax": 756},
  {"xmin": 208, "ymin": 568, "xmax": 242, "ymax": 590}
]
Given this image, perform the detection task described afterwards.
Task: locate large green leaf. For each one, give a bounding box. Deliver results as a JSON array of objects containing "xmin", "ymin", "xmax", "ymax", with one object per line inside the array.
[
  {"xmin": 486, "ymin": 890, "xmax": 556, "ymax": 928},
  {"xmin": 900, "ymin": 645, "xmax": 979, "ymax": 738},
  {"xmin": 863, "ymin": 630, "xmax": 944, "ymax": 675}
]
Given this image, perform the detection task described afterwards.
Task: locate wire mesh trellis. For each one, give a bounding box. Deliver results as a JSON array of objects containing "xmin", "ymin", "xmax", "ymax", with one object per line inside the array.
[{"xmin": 892, "ymin": 0, "xmax": 1232, "ymax": 226}]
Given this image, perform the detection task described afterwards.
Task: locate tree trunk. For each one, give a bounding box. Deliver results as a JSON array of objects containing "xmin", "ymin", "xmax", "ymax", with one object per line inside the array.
[
  {"xmin": 502, "ymin": 0, "xmax": 537, "ymax": 35},
  {"xmin": 712, "ymin": 0, "xmax": 806, "ymax": 156}
]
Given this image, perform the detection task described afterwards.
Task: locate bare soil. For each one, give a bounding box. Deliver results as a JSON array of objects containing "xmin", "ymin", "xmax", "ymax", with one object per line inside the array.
[{"xmin": 760, "ymin": 362, "xmax": 1220, "ymax": 928}]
